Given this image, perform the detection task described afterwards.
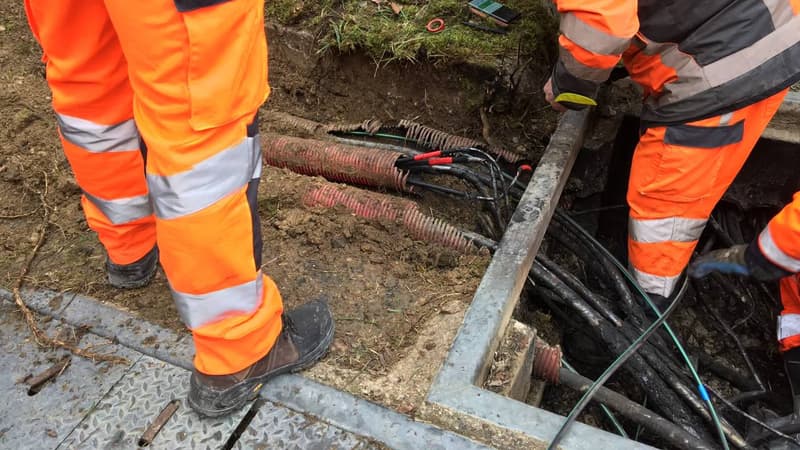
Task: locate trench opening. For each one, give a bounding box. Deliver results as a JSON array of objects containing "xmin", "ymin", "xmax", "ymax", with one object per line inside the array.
[{"xmin": 516, "ymin": 114, "xmax": 800, "ymax": 448}]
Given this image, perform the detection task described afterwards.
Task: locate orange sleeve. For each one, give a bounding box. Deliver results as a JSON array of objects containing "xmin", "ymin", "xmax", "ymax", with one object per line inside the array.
[{"xmin": 550, "ymin": 0, "xmax": 638, "ymax": 107}]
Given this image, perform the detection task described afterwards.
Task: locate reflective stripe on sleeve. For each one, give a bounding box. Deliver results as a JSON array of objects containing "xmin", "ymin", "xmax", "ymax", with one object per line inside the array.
[
  {"xmin": 559, "ymin": 45, "xmax": 615, "ymax": 82},
  {"xmin": 778, "ymin": 314, "xmax": 800, "ymax": 341},
  {"xmin": 760, "ymin": 226, "xmax": 800, "ymax": 272},
  {"xmin": 147, "ymin": 136, "xmax": 261, "ymax": 220},
  {"xmin": 629, "ymin": 217, "xmax": 707, "ymax": 244},
  {"xmin": 704, "ymin": 15, "xmax": 800, "ymax": 89},
  {"xmin": 83, "ymin": 191, "xmax": 153, "ymax": 225},
  {"xmin": 763, "ymin": 0, "xmax": 796, "ymax": 29},
  {"xmin": 172, "ymin": 273, "xmax": 264, "ymax": 329},
  {"xmin": 560, "ymin": 12, "xmax": 632, "ymax": 56},
  {"xmin": 56, "ymin": 114, "xmax": 140, "ymax": 152}
]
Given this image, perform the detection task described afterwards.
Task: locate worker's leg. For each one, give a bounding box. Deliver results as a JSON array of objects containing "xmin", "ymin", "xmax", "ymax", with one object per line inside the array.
[
  {"xmin": 768, "ymin": 192, "xmax": 800, "ymax": 353},
  {"xmin": 627, "ymin": 89, "xmax": 788, "ymax": 298},
  {"xmin": 23, "ymin": 0, "xmax": 156, "ymax": 273},
  {"xmin": 779, "ymin": 276, "xmax": 800, "ymax": 351},
  {"xmin": 778, "ymin": 276, "xmax": 800, "ymax": 414},
  {"xmin": 102, "ymin": 0, "xmax": 282, "ymax": 376}
]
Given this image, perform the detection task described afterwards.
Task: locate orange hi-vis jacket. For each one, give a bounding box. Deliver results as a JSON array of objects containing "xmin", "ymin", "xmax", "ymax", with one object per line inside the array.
[{"xmin": 552, "ymin": 0, "xmax": 800, "ymax": 125}]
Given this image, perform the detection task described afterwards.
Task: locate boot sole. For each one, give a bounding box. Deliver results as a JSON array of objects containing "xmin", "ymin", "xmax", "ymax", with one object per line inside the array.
[{"xmin": 187, "ymin": 320, "xmax": 335, "ymax": 418}]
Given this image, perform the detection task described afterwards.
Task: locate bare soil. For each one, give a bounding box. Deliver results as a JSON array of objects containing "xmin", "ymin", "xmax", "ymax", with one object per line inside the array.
[{"xmin": 0, "ymin": 0, "xmax": 555, "ymax": 414}]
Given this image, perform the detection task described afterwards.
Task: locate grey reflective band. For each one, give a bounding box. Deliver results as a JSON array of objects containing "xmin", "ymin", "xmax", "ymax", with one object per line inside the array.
[
  {"xmin": 147, "ymin": 136, "xmax": 261, "ymax": 219},
  {"xmin": 632, "ymin": 267, "xmax": 682, "ymax": 298},
  {"xmin": 172, "ymin": 273, "xmax": 263, "ymax": 329},
  {"xmin": 629, "ymin": 217, "xmax": 707, "ymax": 244},
  {"xmin": 705, "ymin": 15, "xmax": 800, "ymax": 89},
  {"xmin": 56, "ymin": 114, "xmax": 140, "ymax": 152},
  {"xmin": 778, "ymin": 314, "xmax": 800, "ymax": 341},
  {"xmin": 559, "ymin": 45, "xmax": 613, "ymax": 82},
  {"xmin": 83, "ymin": 191, "xmax": 153, "ymax": 225},
  {"xmin": 664, "ymin": 122, "xmax": 744, "ymax": 148},
  {"xmin": 763, "ymin": 0, "xmax": 795, "ymax": 28},
  {"xmin": 641, "ymin": 40, "xmax": 707, "ymax": 107},
  {"xmin": 560, "ymin": 12, "xmax": 632, "ymax": 56},
  {"xmin": 642, "ymin": 23, "xmax": 800, "ymax": 124},
  {"xmin": 759, "ymin": 227, "xmax": 800, "ymax": 272}
]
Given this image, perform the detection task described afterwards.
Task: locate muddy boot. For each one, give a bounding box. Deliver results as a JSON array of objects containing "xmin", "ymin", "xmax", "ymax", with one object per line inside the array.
[
  {"xmin": 188, "ymin": 299, "xmax": 334, "ymax": 418},
  {"xmin": 106, "ymin": 246, "xmax": 159, "ymax": 289}
]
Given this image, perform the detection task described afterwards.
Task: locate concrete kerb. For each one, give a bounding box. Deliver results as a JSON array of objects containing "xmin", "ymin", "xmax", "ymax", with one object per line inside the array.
[
  {"xmin": 0, "ymin": 287, "xmax": 490, "ymax": 450},
  {"xmin": 763, "ymin": 91, "xmax": 800, "ymax": 144},
  {"xmin": 424, "ymin": 109, "xmax": 653, "ymax": 449}
]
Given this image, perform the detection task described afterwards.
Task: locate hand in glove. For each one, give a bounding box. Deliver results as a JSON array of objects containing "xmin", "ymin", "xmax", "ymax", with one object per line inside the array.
[{"xmin": 688, "ymin": 241, "xmax": 792, "ymax": 282}]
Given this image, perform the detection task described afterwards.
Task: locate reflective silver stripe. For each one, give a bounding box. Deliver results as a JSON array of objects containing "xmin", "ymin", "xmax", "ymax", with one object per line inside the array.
[
  {"xmin": 559, "ymin": 45, "xmax": 614, "ymax": 82},
  {"xmin": 759, "ymin": 226, "xmax": 800, "ymax": 271},
  {"xmin": 778, "ymin": 314, "xmax": 800, "ymax": 341},
  {"xmin": 172, "ymin": 273, "xmax": 263, "ymax": 329},
  {"xmin": 632, "ymin": 267, "xmax": 682, "ymax": 298},
  {"xmin": 719, "ymin": 112, "xmax": 733, "ymax": 126},
  {"xmin": 629, "ymin": 217, "xmax": 707, "ymax": 244},
  {"xmin": 560, "ymin": 12, "xmax": 632, "ymax": 56},
  {"xmin": 147, "ymin": 136, "xmax": 261, "ymax": 219},
  {"xmin": 763, "ymin": 0, "xmax": 795, "ymax": 28},
  {"xmin": 641, "ymin": 40, "xmax": 708, "ymax": 107},
  {"xmin": 56, "ymin": 114, "xmax": 140, "ymax": 152},
  {"xmin": 705, "ymin": 15, "xmax": 800, "ymax": 89},
  {"xmin": 83, "ymin": 191, "xmax": 152, "ymax": 225}
]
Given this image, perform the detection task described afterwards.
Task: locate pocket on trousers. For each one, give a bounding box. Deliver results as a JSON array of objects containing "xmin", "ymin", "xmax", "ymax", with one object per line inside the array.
[
  {"xmin": 637, "ymin": 121, "xmax": 744, "ymax": 203},
  {"xmin": 176, "ymin": 0, "xmax": 268, "ymax": 131}
]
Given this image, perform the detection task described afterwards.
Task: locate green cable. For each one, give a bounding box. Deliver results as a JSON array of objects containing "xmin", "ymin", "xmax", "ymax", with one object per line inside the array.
[
  {"xmin": 557, "ymin": 212, "xmax": 729, "ymax": 450},
  {"xmin": 561, "ymin": 359, "xmax": 629, "ymax": 438}
]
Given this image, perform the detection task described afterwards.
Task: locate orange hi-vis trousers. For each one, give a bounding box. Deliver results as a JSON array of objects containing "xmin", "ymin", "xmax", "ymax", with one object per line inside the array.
[
  {"xmin": 25, "ymin": 0, "xmax": 283, "ymax": 375},
  {"xmin": 627, "ymin": 89, "xmax": 800, "ymax": 352},
  {"xmin": 762, "ymin": 195, "xmax": 800, "ymax": 351}
]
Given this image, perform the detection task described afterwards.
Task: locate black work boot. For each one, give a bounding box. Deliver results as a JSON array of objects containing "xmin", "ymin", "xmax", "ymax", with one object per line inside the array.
[
  {"xmin": 106, "ymin": 246, "xmax": 159, "ymax": 289},
  {"xmin": 188, "ymin": 299, "xmax": 334, "ymax": 418}
]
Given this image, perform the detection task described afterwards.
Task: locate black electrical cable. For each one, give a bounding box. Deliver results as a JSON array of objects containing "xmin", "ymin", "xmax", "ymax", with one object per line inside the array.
[
  {"xmin": 538, "ymin": 254, "xmax": 624, "ymax": 327},
  {"xmin": 405, "ymin": 177, "xmax": 495, "ymax": 201},
  {"xmin": 532, "ymin": 263, "xmax": 710, "ymax": 439},
  {"xmin": 704, "ymin": 384, "xmax": 800, "ymax": 447},
  {"xmin": 557, "ymin": 369, "xmax": 716, "ymax": 450},
  {"xmin": 546, "ymin": 280, "xmax": 690, "ymax": 450},
  {"xmin": 467, "ymin": 222, "xmax": 709, "ymax": 440},
  {"xmin": 550, "ymin": 214, "xmax": 639, "ymax": 318}
]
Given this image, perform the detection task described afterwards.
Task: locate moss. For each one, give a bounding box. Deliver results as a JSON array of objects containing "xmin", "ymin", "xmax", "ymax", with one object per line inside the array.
[{"xmin": 266, "ymin": 0, "xmax": 558, "ymax": 65}]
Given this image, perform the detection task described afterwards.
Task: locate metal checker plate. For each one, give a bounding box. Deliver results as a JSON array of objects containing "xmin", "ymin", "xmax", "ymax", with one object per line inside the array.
[
  {"xmin": 58, "ymin": 355, "xmax": 249, "ymax": 449},
  {"xmin": 234, "ymin": 399, "xmax": 377, "ymax": 450},
  {"xmin": 0, "ymin": 303, "xmax": 138, "ymax": 449}
]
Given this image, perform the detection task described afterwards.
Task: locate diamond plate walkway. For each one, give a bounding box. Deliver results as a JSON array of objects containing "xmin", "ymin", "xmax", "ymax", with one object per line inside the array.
[{"xmin": 0, "ymin": 290, "xmax": 491, "ymax": 450}]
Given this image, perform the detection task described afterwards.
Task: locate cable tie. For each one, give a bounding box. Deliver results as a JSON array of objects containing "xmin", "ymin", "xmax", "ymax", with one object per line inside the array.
[{"xmin": 698, "ymin": 384, "xmax": 710, "ymax": 402}]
